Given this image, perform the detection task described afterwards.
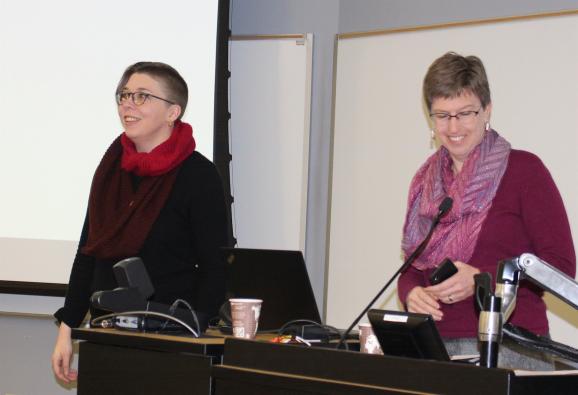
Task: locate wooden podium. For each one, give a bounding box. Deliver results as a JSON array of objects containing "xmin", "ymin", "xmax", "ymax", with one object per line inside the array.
[
  {"xmin": 73, "ymin": 329, "xmax": 578, "ymax": 395},
  {"xmin": 213, "ymin": 338, "xmax": 578, "ymax": 395},
  {"xmin": 72, "ymin": 328, "xmax": 224, "ymax": 395}
]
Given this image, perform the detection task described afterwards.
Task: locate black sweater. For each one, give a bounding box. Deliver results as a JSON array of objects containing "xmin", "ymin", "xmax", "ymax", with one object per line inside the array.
[{"xmin": 55, "ymin": 152, "xmax": 229, "ymax": 330}]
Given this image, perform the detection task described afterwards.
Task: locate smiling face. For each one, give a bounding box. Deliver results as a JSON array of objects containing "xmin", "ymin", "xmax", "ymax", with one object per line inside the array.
[
  {"xmin": 430, "ymin": 91, "xmax": 491, "ymax": 171},
  {"xmin": 118, "ymin": 73, "xmax": 181, "ymax": 152}
]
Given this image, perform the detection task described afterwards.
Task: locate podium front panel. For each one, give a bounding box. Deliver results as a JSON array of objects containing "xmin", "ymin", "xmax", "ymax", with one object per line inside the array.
[
  {"xmin": 216, "ymin": 338, "xmax": 578, "ymax": 395},
  {"xmin": 78, "ymin": 342, "xmax": 212, "ymax": 395}
]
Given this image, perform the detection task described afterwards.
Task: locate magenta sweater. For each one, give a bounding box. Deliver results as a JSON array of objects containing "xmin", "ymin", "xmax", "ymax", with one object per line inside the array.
[{"xmin": 397, "ymin": 150, "xmax": 576, "ymax": 338}]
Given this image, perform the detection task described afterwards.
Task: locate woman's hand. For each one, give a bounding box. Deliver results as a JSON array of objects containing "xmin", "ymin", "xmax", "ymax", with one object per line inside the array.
[
  {"xmin": 406, "ymin": 286, "xmax": 443, "ymax": 321},
  {"xmin": 425, "ymin": 261, "xmax": 480, "ymax": 304},
  {"xmin": 51, "ymin": 322, "xmax": 78, "ymax": 383}
]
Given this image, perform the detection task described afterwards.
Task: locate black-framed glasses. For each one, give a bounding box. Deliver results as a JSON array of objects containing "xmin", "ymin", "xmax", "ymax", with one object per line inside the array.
[
  {"xmin": 116, "ymin": 91, "xmax": 175, "ymax": 106},
  {"xmin": 429, "ymin": 109, "xmax": 480, "ymax": 125}
]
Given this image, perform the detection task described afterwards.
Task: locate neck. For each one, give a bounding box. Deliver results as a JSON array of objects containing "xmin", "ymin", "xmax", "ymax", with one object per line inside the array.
[
  {"xmin": 452, "ymin": 159, "xmax": 463, "ymax": 174},
  {"xmin": 133, "ymin": 128, "xmax": 173, "ymax": 153}
]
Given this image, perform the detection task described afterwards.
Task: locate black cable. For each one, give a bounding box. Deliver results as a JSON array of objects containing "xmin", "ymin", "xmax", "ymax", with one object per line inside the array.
[
  {"xmin": 278, "ymin": 319, "xmax": 322, "ymax": 335},
  {"xmin": 167, "ymin": 299, "xmax": 201, "ymax": 336},
  {"xmin": 503, "ymin": 323, "xmax": 578, "ymax": 363},
  {"xmin": 278, "ymin": 319, "xmax": 348, "ymax": 350}
]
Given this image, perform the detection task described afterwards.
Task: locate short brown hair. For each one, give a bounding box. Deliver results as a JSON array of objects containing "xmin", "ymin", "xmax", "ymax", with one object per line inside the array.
[
  {"xmin": 116, "ymin": 62, "xmax": 188, "ymax": 120},
  {"xmin": 423, "ymin": 52, "xmax": 491, "ymax": 111}
]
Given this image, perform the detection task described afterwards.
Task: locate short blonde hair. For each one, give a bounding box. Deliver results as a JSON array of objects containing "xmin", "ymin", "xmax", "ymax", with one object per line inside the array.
[
  {"xmin": 116, "ymin": 62, "xmax": 188, "ymax": 120},
  {"xmin": 423, "ymin": 52, "xmax": 491, "ymax": 111}
]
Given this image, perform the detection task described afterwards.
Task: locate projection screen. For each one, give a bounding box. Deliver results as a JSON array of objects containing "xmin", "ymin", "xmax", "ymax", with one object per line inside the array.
[{"xmin": 0, "ymin": 0, "xmax": 221, "ymax": 287}]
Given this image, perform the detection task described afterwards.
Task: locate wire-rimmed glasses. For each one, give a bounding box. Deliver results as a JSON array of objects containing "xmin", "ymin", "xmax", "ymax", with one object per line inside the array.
[{"xmin": 429, "ymin": 109, "xmax": 480, "ymax": 127}]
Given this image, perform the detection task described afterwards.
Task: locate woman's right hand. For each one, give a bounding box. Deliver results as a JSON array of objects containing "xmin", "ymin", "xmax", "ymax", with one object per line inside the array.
[
  {"xmin": 406, "ymin": 286, "xmax": 443, "ymax": 321},
  {"xmin": 51, "ymin": 322, "xmax": 78, "ymax": 383}
]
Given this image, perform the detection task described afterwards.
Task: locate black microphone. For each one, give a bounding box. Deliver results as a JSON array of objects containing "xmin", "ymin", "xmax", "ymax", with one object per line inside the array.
[
  {"xmin": 433, "ymin": 196, "xmax": 453, "ymax": 226},
  {"xmin": 335, "ymin": 197, "xmax": 453, "ymax": 349}
]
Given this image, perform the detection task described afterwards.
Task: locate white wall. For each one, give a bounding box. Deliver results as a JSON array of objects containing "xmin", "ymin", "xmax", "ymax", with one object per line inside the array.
[{"xmin": 229, "ymin": 35, "xmax": 312, "ymax": 252}]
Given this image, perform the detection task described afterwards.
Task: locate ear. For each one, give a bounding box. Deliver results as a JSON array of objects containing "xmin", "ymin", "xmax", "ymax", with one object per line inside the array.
[{"xmin": 167, "ymin": 104, "xmax": 182, "ymax": 123}]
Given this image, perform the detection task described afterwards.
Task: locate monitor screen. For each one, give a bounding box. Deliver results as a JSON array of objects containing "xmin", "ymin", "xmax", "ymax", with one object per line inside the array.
[
  {"xmin": 368, "ymin": 309, "xmax": 450, "ymax": 361},
  {"xmin": 222, "ymin": 248, "xmax": 321, "ymax": 331}
]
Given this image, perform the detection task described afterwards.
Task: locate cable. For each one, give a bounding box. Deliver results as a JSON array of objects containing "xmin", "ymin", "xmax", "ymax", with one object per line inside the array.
[
  {"xmin": 277, "ymin": 319, "xmax": 348, "ymax": 350},
  {"xmin": 90, "ymin": 310, "xmax": 199, "ymax": 337},
  {"xmin": 165, "ymin": 299, "xmax": 201, "ymax": 336},
  {"xmin": 503, "ymin": 323, "xmax": 578, "ymax": 363},
  {"xmin": 278, "ymin": 319, "xmax": 320, "ymax": 335}
]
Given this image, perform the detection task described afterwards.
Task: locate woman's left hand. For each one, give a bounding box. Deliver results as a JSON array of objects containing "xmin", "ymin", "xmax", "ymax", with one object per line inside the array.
[{"xmin": 424, "ymin": 261, "xmax": 480, "ymax": 304}]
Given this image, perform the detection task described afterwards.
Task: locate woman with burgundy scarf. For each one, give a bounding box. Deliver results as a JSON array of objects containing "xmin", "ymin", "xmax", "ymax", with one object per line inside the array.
[
  {"xmin": 51, "ymin": 62, "xmax": 229, "ymax": 383},
  {"xmin": 397, "ymin": 52, "xmax": 575, "ymax": 370}
]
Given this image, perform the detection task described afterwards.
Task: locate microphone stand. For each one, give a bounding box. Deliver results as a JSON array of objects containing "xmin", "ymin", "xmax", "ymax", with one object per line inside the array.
[{"xmin": 335, "ymin": 197, "xmax": 452, "ymax": 349}]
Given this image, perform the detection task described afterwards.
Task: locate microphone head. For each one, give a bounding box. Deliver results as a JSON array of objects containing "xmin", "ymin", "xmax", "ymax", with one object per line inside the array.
[{"xmin": 438, "ymin": 197, "xmax": 453, "ymax": 216}]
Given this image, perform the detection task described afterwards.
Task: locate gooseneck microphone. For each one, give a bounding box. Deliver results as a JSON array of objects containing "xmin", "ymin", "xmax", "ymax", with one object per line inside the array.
[
  {"xmin": 433, "ymin": 196, "xmax": 453, "ymax": 226},
  {"xmin": 335, "ymin": 197, "xmax": 453, "ymax": 349}
]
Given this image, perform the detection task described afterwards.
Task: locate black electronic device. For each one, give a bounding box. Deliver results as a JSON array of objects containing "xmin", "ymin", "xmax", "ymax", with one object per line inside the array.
[
  {"xmin": 221, "ymin": 248, "xmax": 321, "ymax": 331},
  {"xmin": 368, "ymin": 309, "xmax": 450, "ymax": 361},
  {"xmin": 90, "ymin": 257, "xmax": 201, "ymax": 334},
  {"xmin": 429, "ymin": 258, "xmax": 458, "ymax": 285}
]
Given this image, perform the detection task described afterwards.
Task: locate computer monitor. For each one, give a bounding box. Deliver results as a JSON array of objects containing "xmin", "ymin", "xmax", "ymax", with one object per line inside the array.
[
  {"xmin": 368, "ymin": 309, "xmax": 450, "ymax": 361},
  {"xmin": 221, "ymin": 248, "xmax": 321, "ymax": 331}
]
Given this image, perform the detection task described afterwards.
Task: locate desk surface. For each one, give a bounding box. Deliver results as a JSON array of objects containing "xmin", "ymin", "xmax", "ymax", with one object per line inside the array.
[
  {"xmin": 72, "ymin": 327, "xmax": 225, "ymax": 356},
  {"xmin": 72, "ymin": 327, "xmax": 276, "ymax": 355}
]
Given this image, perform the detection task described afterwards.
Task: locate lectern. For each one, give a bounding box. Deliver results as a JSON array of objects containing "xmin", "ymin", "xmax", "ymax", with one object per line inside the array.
[
  {"xmin": 72, "ymin": 328, "xmax": 223, "ymax": 395},
  {"xmin": 213, "ymin": 338, "xmax": 578, "ymax": 395}
]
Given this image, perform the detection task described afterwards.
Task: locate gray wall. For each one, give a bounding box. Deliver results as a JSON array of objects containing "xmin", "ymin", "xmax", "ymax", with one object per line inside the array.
[
  {"xmin": 230, "ymin": 0, "xmax": 578, "ymax": 316},
  {"xmin": 338, "ymin": 0, "xmax": 578, "ymax": 32},
  {"xmin": 231, "ymin": 0, "xmax": 340, "ymax": 312},
  {"xmin": 0, "ymin": 314, "xmax": 78, "ymax": 394}
]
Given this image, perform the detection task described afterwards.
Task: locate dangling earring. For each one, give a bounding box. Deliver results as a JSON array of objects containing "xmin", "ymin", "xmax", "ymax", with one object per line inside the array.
[
  {"xmin": 430, "ymin": 130, "xmax": 436, "ymax": 149},
  {"xmin": 485, "ymin": 121, "xmax": 490, "ymax": 132}
]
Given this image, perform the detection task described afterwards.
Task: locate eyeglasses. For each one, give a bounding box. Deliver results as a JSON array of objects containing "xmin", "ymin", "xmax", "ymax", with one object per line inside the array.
[
  {"xmin": 429, "ymin": 109, "xmax": 480, "ymax": 126},
  {"xmin": 115, "ymin": 91, "xmax": 175, "ymax": 106}
]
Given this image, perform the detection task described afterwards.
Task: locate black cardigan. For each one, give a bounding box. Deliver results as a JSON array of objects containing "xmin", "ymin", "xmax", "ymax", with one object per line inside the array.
[{"xmin": 55, "ymin": 151, "xmax": 229, "ymax": 330}]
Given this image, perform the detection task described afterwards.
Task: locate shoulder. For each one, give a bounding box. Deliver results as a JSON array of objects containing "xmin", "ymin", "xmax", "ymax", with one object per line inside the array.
[
  {"xmin": 411, "ymin": 150, "xmax": 440, "ymax": 182},
  {"xmin": 173, "ymin": 151, "xmax": 226, "ymax": 201},
  {"xmin": 508, "ymin": 149, "xmax": 544, "ymax": 166},
  {"xmin": 408, "ymin": 149, "xmax": 442, "ymax": 191},
  {"xmin": 506, "ymin": 149, "xmax": 550, "ymax": 177},
  {"xmin": 180, "ymin": 150, "xmax": 216, "ymax": 169},
  {"xmin": 502, "ymin": 149, "xmax": 558, "ymax": 194},
  {"xmin": 178, "ymin": 151, "xmax": 222, "ymax": 181}
]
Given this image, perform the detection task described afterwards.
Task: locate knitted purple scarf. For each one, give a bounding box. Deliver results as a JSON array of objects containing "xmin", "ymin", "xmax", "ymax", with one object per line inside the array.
[{"xmin": 401, "ymin": 130, "xmax": 511, "ymax": 270}]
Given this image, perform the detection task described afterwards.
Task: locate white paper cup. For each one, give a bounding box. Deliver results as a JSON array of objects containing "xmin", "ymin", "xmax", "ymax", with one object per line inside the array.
[
  {"xmin": 229, "ymin": 298, "xmax": 263, "ymax": 339},
  {"xmin": 358, "ymin": 323, "xmax": 383, "ymax": 354}
]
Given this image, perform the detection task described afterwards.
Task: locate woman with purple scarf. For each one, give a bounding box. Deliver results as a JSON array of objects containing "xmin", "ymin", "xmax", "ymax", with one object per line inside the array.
[{"xmin": 397, "ymin": 52, "xmax": 575, "ymax": 369}]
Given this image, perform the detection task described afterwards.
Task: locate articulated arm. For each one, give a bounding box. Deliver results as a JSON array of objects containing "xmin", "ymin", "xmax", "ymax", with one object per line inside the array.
[
  {"xmin": 496, "ymin": 253, "xmax": 578, "ymax": 322},
  {"xmin": 476, "ymin": 253, "xmax": 578, "ymax": 368}
]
